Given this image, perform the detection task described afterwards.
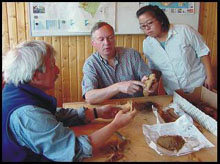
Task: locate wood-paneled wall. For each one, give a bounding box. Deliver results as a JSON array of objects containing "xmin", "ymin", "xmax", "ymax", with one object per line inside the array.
[
  {"xmin": 198, "ymin": 2, "xmax": 218, "ymax": 87},
  {"xmin": 2, "ymin": 2, "xmax": 217, "ymax": 107}
]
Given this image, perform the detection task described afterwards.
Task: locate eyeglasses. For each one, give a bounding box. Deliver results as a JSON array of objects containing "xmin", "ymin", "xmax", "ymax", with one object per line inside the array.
[{"xmin": 139, "ymin": 19, "xmax": 157, "ymax": 30}]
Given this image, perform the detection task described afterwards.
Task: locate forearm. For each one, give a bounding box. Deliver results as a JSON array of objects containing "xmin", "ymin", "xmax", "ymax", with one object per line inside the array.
[
  {"xmin": 88, "ymin": 122, "xmax": 118, "ymax": 154},
  {"xmin": 85, "ymin": 84, "xmax": 119, "ymax": 104},
  {"xmin": 55, "ymin": 107, "xmax": 90, "ymax": 126},
  {"xmin": 201, "ymin": 55, "xmax": 213, "ymax": 77}
]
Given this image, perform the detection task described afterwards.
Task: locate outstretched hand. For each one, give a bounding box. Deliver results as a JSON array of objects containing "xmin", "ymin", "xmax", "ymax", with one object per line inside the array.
[
  {"xmin": 96, "ymin": 104, "xmax": 122, "ymax": 119},
  {"xmin": 112, "ymin": 107, "xmax": 137, "ymax": 129},
  {"xmin": 116, "ymin": 80, "xmax": 145, "ymax": 95}
]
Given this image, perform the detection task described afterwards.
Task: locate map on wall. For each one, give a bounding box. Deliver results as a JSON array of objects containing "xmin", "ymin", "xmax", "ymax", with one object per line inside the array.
[
  {"xmin": 29, "ymin": 2, "xmax": 199, "ymax": 36},
  {"xmin": 140, "ymin": 2, "xmax": 195, "ymax": 14},
  {"xmin": 29, "ymin": 2, "xmax": 115, "ymax": 36}
]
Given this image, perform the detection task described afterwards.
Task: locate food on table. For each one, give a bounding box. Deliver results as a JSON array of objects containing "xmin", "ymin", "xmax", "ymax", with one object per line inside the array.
[
  {"xmin": 158, "ymin": 108, "xmax": 203, "ymax": 132},
  {"xmin": 116, "ymin": 100, "xmax": 134, "ymax": 111},
  {"xmin": 159, "ymin": 108, "xmax": 179, "ymax": 122},
  {"xmin": 194, "ymin": 102, "xmax": 217, "ymax": 120},
  {"xmin": 104, "ymin": 137, "xmax": 129, "ymax": 162},
  {"xmin": 132, "ymin": 101, "xmax": 159, "ymax": 111},
  {"xmin": 156, "ymin": 135, "xmax": 185, "ymax": 151},
  {"xmin": 106, "ymin": 151, "xmax": 124, "ymax": 162}
]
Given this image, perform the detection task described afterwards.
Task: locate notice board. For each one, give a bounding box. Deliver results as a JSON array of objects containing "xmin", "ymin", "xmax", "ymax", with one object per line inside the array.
[{"xmin": 29, "ymin": 2, "xmax": 200, "ymax": 36}]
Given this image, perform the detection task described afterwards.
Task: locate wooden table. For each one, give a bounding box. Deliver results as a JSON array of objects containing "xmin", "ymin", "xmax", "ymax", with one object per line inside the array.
[{"xmin": 63, "ymin": 95, "xmax": 217, "ymax": 162}]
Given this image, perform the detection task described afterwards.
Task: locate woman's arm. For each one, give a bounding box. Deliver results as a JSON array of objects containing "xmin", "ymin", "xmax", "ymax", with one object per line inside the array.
[{"xmin": 200, "ymin": 55, "xmax": 215, "ymax": 90}]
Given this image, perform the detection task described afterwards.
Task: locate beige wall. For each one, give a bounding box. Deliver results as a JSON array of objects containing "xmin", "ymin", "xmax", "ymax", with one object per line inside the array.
[{"xmin": 2, "ymin": 2, "xmax": 217, "ymax": 107}]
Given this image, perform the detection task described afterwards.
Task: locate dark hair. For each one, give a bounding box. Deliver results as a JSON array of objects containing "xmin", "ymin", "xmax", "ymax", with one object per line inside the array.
[
  {"xmin": 91, "ymin": 22, "xmax": 114, "ymax": 39},
  {"xmin": 136, "ymin": 5, "xmax": 170, "ymax": 32}
]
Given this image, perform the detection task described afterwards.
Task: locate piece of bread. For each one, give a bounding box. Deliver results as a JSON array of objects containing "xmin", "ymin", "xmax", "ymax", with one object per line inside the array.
[
  {"xmin": 195, "ymin": 102, "xmax": 217, "ymax": 120},
  {"xmin": 132, "ymin": 101, "xmax": 159, "ymax": 111},
  {"xmin": 158, "ymin": 108, "xmax": 203, "ymax": 132},
  {"xmin": 143, "ymin": 74, "xmax": 156, "ymax": 96},
  {"xmin": 116, "ymin": 100, "xmax": 134, "ymax": 112},
  {"xmin": 156, "ymin": 135, "xmax": 185, "ymax": 151}
]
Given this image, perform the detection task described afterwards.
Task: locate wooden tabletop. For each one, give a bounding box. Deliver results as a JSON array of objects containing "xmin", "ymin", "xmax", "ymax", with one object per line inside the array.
[{"xmin": 63, "ymin": 96, "xmax": 217, "ymax": 162}]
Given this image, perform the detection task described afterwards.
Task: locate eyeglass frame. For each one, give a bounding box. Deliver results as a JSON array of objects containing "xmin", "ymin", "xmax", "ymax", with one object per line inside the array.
[{"xmin": 139, "ymin": 18, "xmax": 158, "ymax": 30}]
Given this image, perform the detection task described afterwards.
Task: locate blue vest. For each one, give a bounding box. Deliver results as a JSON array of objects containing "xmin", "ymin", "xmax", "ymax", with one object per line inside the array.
[{"xmin": 2, "ymin": 83, "xmax": 57, "ymax": 162}]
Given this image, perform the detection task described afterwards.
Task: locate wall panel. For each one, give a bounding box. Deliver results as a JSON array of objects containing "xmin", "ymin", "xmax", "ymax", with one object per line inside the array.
[
  {"xmin": 198, "ymin": 2, "xmax": 217, "ymax": 89},
  {"xmin": 52, "ymin": 36, "xmax": 62, "ymax": 106},
  {"xmin": 7, "ymin": 2, "xmax": 18, "ymax": 48},
  {"xmin": 69, "ymin": 37, "xmax": 78, "ymax": 102},
  {"xmin": 16, "ymin": 2, "xmax": 26, "ymax": 43},
  {"xmin": 2, "ymin": 2, "xmax": 217, "ymax": 107},
  {"xmin": 76, "ymin": 36, "xmax": 85, "ymax": 102},
  {"xmin": 131, "ymin": 35, "xmax": 139, "ymax": 51},
  {"xmin": 61, "ymin": 36, "xmax": 70, "ymax": 102},
  {"xmin": 2, "ymin": 2, "xmax": 9, "ymax": 54}
]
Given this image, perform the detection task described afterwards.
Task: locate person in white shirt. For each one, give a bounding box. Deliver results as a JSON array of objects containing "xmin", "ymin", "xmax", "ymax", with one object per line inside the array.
[{"xmin": 136, "ymin": 5, "xmax": 215, "ymax": 95}]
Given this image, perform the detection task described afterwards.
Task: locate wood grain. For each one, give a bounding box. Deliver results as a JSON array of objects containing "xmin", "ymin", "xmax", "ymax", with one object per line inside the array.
[{"xmin": 63, "ymin": 96, "xmax": 217, "ymax": 162}]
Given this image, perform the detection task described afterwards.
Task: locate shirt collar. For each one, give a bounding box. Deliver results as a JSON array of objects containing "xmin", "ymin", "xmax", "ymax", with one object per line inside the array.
[
  {"xmin": 97, "ymin": 49, "xmax": 119, "ymax": 65},
  {"xmin": 167, "ymin": 24, "xmax": 177, "ymax": 41}
]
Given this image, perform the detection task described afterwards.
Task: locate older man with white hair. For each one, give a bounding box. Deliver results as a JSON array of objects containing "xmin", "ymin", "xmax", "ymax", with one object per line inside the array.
[{"xmin": 2, "ymin": 40, "xmax": 136, "ymax": 162}]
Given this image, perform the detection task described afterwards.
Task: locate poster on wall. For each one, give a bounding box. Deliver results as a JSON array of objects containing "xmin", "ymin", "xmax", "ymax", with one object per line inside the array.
[
  {"xmin": 139, "ymin": 2, "xmax": 195, "ymax": 14},
  {"xmin": 29, "ymin": 2, "xmax": 115, "ymax": 36},
  {"xmin": 29, "ymin": 2, "xmax": 199, "ymax": 36}
]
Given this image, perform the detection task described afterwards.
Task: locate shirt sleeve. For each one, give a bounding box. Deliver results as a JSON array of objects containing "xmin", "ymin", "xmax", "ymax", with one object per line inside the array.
[
  {"xmin": 186, "ymin": 25, "xmax": 210, "ymax": 57},
  {"xmin": 82, "ymin": 60, "xmax": 98, "ymax": 98},
  {"xmin": 133, "ymin": 50, "xmax": 152, "ymax": 79},
  {"xmin": 55, "ymin": 107, "xmax": 90, "ymax": 126},
  {"xmin": 9, "ymin": 105, "xmax": 92, "ymax": 162}
]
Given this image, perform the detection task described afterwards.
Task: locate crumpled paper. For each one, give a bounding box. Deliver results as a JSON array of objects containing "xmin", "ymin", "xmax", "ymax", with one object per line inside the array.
[
  {"xmin": 173, "ymin": 92, "xmax": 217, "ymax": 136},
  {"xmin": 143, "ymin": 108, "xmax": 214, "ymax": 156}
]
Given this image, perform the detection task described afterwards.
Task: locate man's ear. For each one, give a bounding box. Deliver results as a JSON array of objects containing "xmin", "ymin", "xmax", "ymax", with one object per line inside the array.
[
  {"xmin": 91, "ymin": 39, "xmax": 95, "ymax": 47},
  {"xmin": 30, "ymin": 70, "xmax": 41, "ymax": 84}
]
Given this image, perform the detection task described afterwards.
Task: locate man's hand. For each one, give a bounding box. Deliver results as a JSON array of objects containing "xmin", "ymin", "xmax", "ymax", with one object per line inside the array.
[
  {"xmin": 141, "ymin": 75, "xmax": 158, "ymax": 95},
  {"xmin": 116, "ymin": 80, "xmax": 145, "ymax": 95},
  {"xmin": 111, "ymin": 107, "xmax": 137, "ymax": 129},
  {"xmin": 96, "ymin": 104, "xmax": 122, "ymax": 119},
  {"xmin": 143, "ymin": 80, "xmax": 158, "ymax": 95},
  {"xmin": 88, "ymin": 105, "xmax": 137, "ymax": 154}
]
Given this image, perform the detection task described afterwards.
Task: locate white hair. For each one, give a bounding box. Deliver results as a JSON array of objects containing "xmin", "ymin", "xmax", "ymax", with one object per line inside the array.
[{"xmin": 2, "ymin": 40, "xmax": 56, "ymax": 86}]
